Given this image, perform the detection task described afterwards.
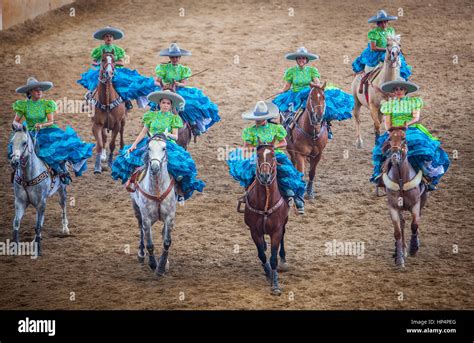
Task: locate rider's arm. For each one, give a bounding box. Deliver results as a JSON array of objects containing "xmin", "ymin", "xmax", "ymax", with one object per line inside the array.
[
  {"xmin": 405, "ymin": 109, "xmax": 420, "ymax": 127},
  {"xmin": 384, "ymin": 114, "xmax": 392, "ymax": 131},
  {"xmin": 310, "ymin": 77, "xmax": 322, "ymax": 88},
  {"xmin": 370, "ymin": 41, "xmax": 386, "ymax": 52},
  {"xmin": 130, "ymin": 126, "xmax": 149, "ymax": 151},
  {"xmin": 281, "ymin": 82, "xmax": 291, "ymax": 93},
  {"xmin": 35, "ymin": 112, "xmax": 55, "ymax": 129},
  {"xmin": 115, "ymin": 58, "xmax": 124, "ymax": 66},
  {"xmin": 274, "ymin": 138, "xmax": 287, "ymax": 149},
  {"xmin": 166, "ymin": 128, "xmax": 179, "ymax": 141}
]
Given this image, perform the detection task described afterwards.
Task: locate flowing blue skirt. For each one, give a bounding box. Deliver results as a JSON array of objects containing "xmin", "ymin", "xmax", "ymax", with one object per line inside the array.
[
  {"xmin": 227, "ymin": 149, "xmax": 305, "ymax": 198},
  {"xmin": 8, "ymin": 127, "xmax": 94, "ymax": 176},
  {"xmin": 273, "ymin": 87, "xmax": 354, "ymax": 124},
  {"xmin": 77, "ymin": 67, "xmax": 155, "ymax": 101},
  {"xmin": 352, "ymin": 43, "xmax": 412, "ymax": 80},
  {"xmin": 111, "ymin": 137, "xmax": 205, "ymax": 200},
  {"xmin": 371, "ymin": 127, "xmax": 450, "ymax": 185},
  {"xmin": 147, "ymin": 86, "xmax": 220, "ymax": 132}
]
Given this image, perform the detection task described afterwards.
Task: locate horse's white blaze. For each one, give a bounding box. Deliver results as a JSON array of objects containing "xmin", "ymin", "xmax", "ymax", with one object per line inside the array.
[
  {"xmin": 106, "ymin": 55, "xmax": 113, "ymax": 74},
  {"xmin": 263, "ymin": 148, "xmax": 270, "ymax": 163}
]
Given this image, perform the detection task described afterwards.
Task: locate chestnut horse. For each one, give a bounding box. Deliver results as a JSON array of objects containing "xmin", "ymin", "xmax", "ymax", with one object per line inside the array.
[
  {"xmin": 242, "ymin": 142, "xmax": 289, "ymax": 296},
  {"xmin": 286, "ymin": 84, "xmax": 328, "ymax": 199},
  {"xmin": 91, "ymin": 50, "xmax": 126, "ymax": 174},
  {"xmin": 383, "ymin": 127, "xmax": 428, "ymax": 268}
]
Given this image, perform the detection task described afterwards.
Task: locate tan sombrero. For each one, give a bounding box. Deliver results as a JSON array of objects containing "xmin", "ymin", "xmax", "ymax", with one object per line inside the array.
[
  {"xmin": 159, "ymin": 43, "xmax": 192, "ymax": 57},
  {"xmin": 285, "ymin": 47, "xmax": 319, "ymax": 61},
  {"xmin": 242, "ymin": 101, "xmax": 279, "ymax": 121},
  {"xmin": 93, "ymin": 26, "xmax": 124, "ymax": 40},
  {"xmin": 16, "ymin": 77, "xmax": 53, "ymax": 94},
  {"xmin": 147, "ymin": 90, "xmax": 185, "ymax": 110},
  {"xmin": 381, "ymin": 79, "xmax": 419, "ymax": 94}
]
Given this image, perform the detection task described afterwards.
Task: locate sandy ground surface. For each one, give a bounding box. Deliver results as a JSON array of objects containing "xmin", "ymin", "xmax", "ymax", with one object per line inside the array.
[{"xmin": 0, "ymin": 0, "xmax": 472, "ymax": 310}]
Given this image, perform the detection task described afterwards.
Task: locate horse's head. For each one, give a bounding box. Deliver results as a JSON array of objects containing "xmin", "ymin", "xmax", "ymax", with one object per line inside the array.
[
  {"xmin": 307, "ymin": 82, "xmax": 326, "ymax": 125},
  {"xmin": 10, "ymin": 124, "xmax": 32, "ymax": 169},
  {"xmin": 386, "ymin": 34, "xmax": 402, "ymax": 68},
  {"xmin": 255, "ymin": 139, "xmax": 276, "ymax": 186},
  {"xmin": 100, "ymin": 50, "xmax": 115, "ymax": 82},
  {"xmin": 388, "ymin": 126, "xmax": 407, "ymax": 165},
  {"xmin": 147, "ymin": 133, "xmax": 168, "ymax": 176}
]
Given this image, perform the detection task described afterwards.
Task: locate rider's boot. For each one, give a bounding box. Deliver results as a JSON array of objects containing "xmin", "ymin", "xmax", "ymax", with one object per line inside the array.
[
  {"xmin": 326, "ymin": 121, "xmax": 333, "ymax": 139},
  {"xmin": 59, "ymin": 163, "xmax": 72, "ymax": 185},
  {"xmin": 125, "ymin": 100, "xmax": 133, "ymax": 111}
]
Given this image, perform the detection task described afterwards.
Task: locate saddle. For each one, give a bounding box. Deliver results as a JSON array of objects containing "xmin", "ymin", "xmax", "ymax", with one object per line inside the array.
[
  {"xmin": 125, "ymin": 166, "xmax": 147, "ymax": 193},
  {"xmin": 358, "ymin": 66, "xmax": 382, "ymax": 102}
]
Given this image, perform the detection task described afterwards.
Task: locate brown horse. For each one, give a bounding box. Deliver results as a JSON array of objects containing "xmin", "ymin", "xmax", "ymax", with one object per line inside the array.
[
  {"xmin": 286, "ymin": 84, "xmax": 328, "ymax": 199},
  {"xmin": 241, "ymin": 142, "xmax": 289, "ymax": 296},
  {"xmin": 91, "ymin": 50, "xmax": 127, "ymax": 174},
  {"xmin": 383, "ymin": 127, "xmax": 428, "ymax": 268}
]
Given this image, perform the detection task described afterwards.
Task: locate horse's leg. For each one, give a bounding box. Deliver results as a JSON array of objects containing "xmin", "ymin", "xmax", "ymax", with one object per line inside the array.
[
  {"xmin": 156, "ymin": 213, "xmax": 174, "ymax": 276},
  {"xmin": 58, "ymin": 184, "xmax": 69, "ymax": 235},
  {"xmin": 269, "ymin": 229, "xmax": 283, "ymax": 296},
  {"xmin": 369, "ymin": 103, "xmax": 382, "ymax": 141},
  {"xmin": 101, "ymin": 128, "xmax": 108, "ymax": 162},
  {"xmin": 306, "ymin": 153, "xmax": 322, "ymax": 199},
  {"xmin": 12, "ymin": 196, "xmax": 27, "ymax": 248},
  {"xmin": 34, "ymin": 200, "xmax": 47, "ymax": 257},
  {"xmin": 409, "ymin": 201, "xmax": 421, "ymax": 256},
  {"xmin": 294, "ymin": 153, "xmax": 305, "ymax": 174},
  {"xmin": 119, "ymin": 117, "xmax": 125, "ymax": 151},
  {"xmin": 389, "ymin": 206, "xmax": 405, "ymax": 268},
  {"xmin": 142, "ymin": 218, "xmax": 157, "ymax": 271},
  {"xmin": 400, "ymin": 213, "xmax": 407, "ymax": 258},
  {"xmin": 92, "ymin": 122, "xmax": 103, "ymax": 174},
  {"xmin": 250, "ymin": 229, "xmax": 271, "ymax": 281},
  {"xmin": 132, "ymin": 199, "xmax": 145, "ymax": 263},
  {"xmin": 277, "ymin": 225, "xmax": 289, "ymax": 272},
  {"xmin": 353, "ymin": 99, "xmax": 364, "ymax": 149},
  {"xmin": 108, "ymin": 127, "xmax": 119, "ymax": 169}
]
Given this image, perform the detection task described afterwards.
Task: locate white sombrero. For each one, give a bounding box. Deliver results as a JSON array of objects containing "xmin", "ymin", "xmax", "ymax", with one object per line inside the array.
[
  {"xmin": 16, "ymin": 77, "xmax": 53, "ymax": 94},
  {"xmin": 159, "ymin": 43, "xmax": 192, "ymax": 57},
  {"xmin": 380, "ymin": 79, "xmax": 419, "ymax": 94},
  {"xmin": 147, "ymin": 90, "xmax": 185, "ymax": 110},
  {"xmin": 368, "ymin": 10, "xmax": 398, "ymax": 23},
  {"xmin": 242, "ymin": 101, "xmax": 279, "ymax": 121},
  {"xmin": 285, "ymin": 47, "xmax": 319, "ymax": 61},
  {"xmin": 93, "ymin": 26, "xmax": 124, "ymax": 40}
]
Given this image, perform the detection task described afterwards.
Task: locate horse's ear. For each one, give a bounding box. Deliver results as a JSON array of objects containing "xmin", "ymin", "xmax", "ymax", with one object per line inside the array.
[
  {"xmin": 271, "ymin": 137, "xmax": 276, "ymax": 146},
  {"xmin": 257, "ymin": 137, "xmax": 262, "ymax": 146},
  {"xmin": 321, "ymin": 81, "xmax": 327, "ymax": 90}
]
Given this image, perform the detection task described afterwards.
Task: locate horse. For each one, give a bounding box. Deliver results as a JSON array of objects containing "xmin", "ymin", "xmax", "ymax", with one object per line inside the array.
[
  {"xmin": 91, "ymin": 50, "xmax": 127, "ymax": 174},
  {"xmin": 242, "ymin": 141, "xmax": 289, "ymax": 296},
  {"xmin": 126, "ymin": 134, "xmax": 177, "ymax": 276},
  {"xmin": 9, "ymin": 125, "xmax": 69, "ymax": 256},
  {"xmin": 351, "ymin": 34, "xmax": 403, "ymax": 148},
  {"xmin": 286, "ymin": 84, "xmax": 328, "ymax": 199},
  {"xmin": 383, "ymin": 126, "xmax": 428, "ymax": 268}
]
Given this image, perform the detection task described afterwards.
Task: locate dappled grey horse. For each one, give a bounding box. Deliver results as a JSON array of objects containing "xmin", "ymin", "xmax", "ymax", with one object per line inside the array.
[
  {"xmin": 9, "ymin": 125, "xmax": 69, "ymax": 256},
  {"xmin": 127, "ymin": 134, "xmax": 177, "ymax": 276}
]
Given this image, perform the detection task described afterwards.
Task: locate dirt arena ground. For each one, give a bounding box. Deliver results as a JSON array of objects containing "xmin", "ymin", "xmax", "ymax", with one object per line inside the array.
[{"xmin": 0, "ymin": 0, "xmax": 472, "ymax": 310}]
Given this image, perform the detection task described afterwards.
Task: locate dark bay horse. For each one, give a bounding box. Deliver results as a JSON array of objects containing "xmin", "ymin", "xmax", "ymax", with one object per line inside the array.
[
  {"xmin": 91, "ymin": 50, "xmax": 126, "ymax": 174},
  {"xmin": 286, "ymin": 84, "xmax": 328, "ymax": 199},
  {"xmin": 383, "ymin": 127, "xmax": 428, "ymax": 268},
  {"xmin": 242, "ymin": 142, "xmax": 289, "ymax": 296}
]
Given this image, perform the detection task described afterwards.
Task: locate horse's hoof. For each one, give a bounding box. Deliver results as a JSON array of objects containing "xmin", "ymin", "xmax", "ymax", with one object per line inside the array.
[
  {"xmin": 356, "ymin": 139, "xmax": 363, "ymax": 149},
  {"xmin": 94, "ymin": 170, "xmax": 102, "ymax": 175},
  {"xmin": 305, "ymin": 192, "xmax": 315, "ymax": 200},
  {"xmin": 271, "ymin": 287, "xmax": 282, "ymax": 296},
  {"xmin": 277, "ymin": 261, "xmax": 290, "ymax": 272},
  {"xmin": 148, "ymin": 257, "xmax": 157, "ymax": 271},
  {"xmin": 137, "ymin": 254, "xmax": 145, "ymax": 263}
]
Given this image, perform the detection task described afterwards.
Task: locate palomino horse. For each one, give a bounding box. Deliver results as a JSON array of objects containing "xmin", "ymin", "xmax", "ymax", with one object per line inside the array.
[
  {"xmin": 286, "ymin": 84, "xmax": 328, "ymax": 199},
  {"xmin": 383, "ymin": 127, "xmax": 428, "ymax": 268},
  {"xmin": 241, "ymin": 141, "xmax": 289, "ymax": 295},
  {"xmin": 351, "ymin": 34, "xmax": 403, "ymax": 148},
  {"xmin": 126, "ymin": 134, "xmax": 176, "ymax": 276},
  {"xmin": 91, "ymin": 50, "xmax": 127, "ymax": 174},
  {"xmin": 9, "ymin": 125, "xmax": 69, "ymax": 256}
]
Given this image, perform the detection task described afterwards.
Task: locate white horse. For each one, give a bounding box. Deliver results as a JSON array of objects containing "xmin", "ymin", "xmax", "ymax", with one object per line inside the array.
[
  {"xmin": 128, "ymin": 133, "xmax": 177, "ymax": 276},
  {"xmin": 351, "ymin": 33, "xmax": 403, "ymax": 148},
  {"xmin": 9, "ymin": 125, "xmax": 69, "ymax": 256}
]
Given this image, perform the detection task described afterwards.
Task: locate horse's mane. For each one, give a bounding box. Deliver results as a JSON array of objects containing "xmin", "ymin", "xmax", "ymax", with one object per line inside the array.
[{"xmin": 386, "ymin": 32, "xmax": 401, "ymax": 44}]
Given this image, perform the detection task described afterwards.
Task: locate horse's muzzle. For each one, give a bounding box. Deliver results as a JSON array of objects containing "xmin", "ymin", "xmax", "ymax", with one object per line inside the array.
[
  {"xmin": 10, "ymin": 156, "xmax": 20, "ymax": 168},
  {"xmin": 150, "ymin": 161, "xmax": 161, "ymax": 175}
]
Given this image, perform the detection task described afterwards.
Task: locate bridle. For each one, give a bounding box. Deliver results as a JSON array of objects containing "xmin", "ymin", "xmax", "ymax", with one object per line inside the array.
[
  {"xmin": 387, "ymin": 42, "xmax": 401, "ymax": 69},
  {"xmin": 307, "ymin": 86, "xmax": 325, "ymax": 126},
  {"xmin": 99, "ymin": 54, "xmax": 115, "ymax": 84},
  {"xmin": 147, "ymin": 135, "xmax": 168, "ymax": 172},
  {"xmin": 256, "ymin": 144, "xmax": 277, "ymax": 186}
]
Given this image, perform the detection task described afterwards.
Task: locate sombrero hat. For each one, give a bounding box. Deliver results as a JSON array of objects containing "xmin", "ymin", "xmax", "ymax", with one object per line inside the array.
[
  {"xmin": 147, "ymin": 90, "xmax": 185, "ymax": 110},
  {"xmin": 368, "ymin": 10, "xmax": 398, "ymax": 23},
  {"xmin": 380, "ymin": 79, "xmax": 419, "ymax": 94},
  {"xmin": 242, "ymin": 101, "xmax": 279, "ymax": 121},
  {"xmin": 93, "ymin": 26, "xmax": 124, "ymax": 40},
  {"xmin": 16, "ymin": 77, "xmax": 53, "ymax": 94},
  {"xmin": 285, "ymin": 47, "xmax": 319, "ymax": 61},
  {"xmin": 159, "ymin": 43, "xmax": 192, "ymax": 57}
]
